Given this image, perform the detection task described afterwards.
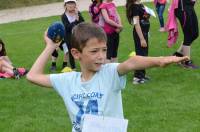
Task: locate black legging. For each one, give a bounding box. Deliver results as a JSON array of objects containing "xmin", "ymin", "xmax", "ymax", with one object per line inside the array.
[
  {"xmin": 51, "ymin": 41, "xmax": 75, "ymax": 69},
  {"xmin": 133, "ymin": 28, "xmax": 149, "ymax": 78},
  {"xmin": 175, "ymin": 7, "xmax": 199, "ymax": 46}
]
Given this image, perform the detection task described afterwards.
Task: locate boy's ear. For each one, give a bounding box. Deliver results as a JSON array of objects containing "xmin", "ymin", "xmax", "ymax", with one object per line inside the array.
[{"xmin": 71, "ymin": 48, "xmax": 81, "ymax": 60}]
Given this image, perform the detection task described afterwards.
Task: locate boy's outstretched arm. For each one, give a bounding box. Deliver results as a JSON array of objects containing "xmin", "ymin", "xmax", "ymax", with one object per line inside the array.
[
  {"xmin": 117, "ymin": 55, "xmax": 189, "ymax": 76},
  {"xmin": 26, "ymin": 32, "xmax": 57, "ymax": 87}
]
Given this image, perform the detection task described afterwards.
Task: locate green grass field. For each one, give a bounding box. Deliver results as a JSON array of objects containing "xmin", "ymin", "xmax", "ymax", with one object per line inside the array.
[{"xmin": 0, "ymin": 3, "xmax": 200, "ymax": 132}]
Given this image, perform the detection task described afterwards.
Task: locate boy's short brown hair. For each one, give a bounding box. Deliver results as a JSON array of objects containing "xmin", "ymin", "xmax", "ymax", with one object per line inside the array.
[{"xmin": 71, "ymin": 22, "xmax": 107, "ymax": 52}]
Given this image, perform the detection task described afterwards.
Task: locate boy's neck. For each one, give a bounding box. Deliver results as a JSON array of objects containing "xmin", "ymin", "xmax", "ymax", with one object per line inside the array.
[{"xmin": 81, "ymin": 70, "xmax": 96, "ymax": 82}]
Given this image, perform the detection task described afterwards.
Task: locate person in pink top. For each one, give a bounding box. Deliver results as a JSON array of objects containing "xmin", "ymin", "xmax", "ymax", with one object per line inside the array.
[{"xmin": 99, "ymin": 0, "xmax": 123, "ymax": 62}]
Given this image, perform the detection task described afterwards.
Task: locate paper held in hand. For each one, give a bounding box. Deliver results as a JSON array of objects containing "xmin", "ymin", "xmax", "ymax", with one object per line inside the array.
[
  {"xmin": 144, "ymin": 6, "xmax": 156, "ymax": 18},
  {"xmin": 82, "ymin": 114, "xmax": 128, "ymax": 132}
]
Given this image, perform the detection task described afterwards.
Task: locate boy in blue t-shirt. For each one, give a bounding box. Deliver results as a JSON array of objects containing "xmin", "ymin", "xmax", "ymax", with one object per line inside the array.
[{"xmin": 27, "ymin": 22, "xmax": 188, "ymax": 132}]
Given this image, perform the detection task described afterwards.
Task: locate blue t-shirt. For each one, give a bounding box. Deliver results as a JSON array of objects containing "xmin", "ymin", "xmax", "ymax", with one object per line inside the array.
[{"xmin": 50, "ymin": 63, "xmax": 126, "ymax": 132}]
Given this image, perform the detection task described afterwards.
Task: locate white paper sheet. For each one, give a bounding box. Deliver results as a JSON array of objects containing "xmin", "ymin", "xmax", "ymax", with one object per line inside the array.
[
  {"xmin": 82, "ymin": 114, "xmax": 128, "ymax": 132},
  {"xmin": 144, "ymin": 6, "xmax": 156, "ymax": 18},
  {"xmin": 62, "ymin": 42, "xmax": 68, "ymax": 54}
]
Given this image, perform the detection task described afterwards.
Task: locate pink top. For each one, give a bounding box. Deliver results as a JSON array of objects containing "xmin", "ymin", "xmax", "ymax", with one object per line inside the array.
[
  {"xmin": 154, "ymin": 0, "xmax": 167, "ymax": 5},
  {"xmin": 99, "ymin": 2, "xmax": 119, "ymax": 34}
]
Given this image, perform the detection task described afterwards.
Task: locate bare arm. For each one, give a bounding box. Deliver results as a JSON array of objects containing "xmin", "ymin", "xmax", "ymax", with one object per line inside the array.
[
  {"xmin": 116, "ymin": 11, "xmax": 122, "ymax": 26},
  {"xmin": 0, "ymin": 56, "xmax": 12, "ymax": 64},
  {"xmin": 26, "ymin": 33, "xmax": 57, "ymax": 87},
  {"xmin": 115, "ymin": 11, "xmax": 123, "ymax": 33},
  {"xmin": 101, "ymin": 9, "xmax": 122, "ymax": 28},
  {"xmin": 134, "ymin": 16, "xmax": 147, "ymax": 48},
  {"xmin": 117, "ymin": 55, "xmax": 189, "ymax": 76}
]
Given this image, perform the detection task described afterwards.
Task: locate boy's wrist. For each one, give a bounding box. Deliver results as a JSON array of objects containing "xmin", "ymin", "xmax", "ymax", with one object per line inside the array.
[
  {"xmin": 157, "ymin": 57, "xmax": 163, "ymax": 67},
  {"xmin": 45, "ymin": 45, "xmax": 56, "ymax": 53}
]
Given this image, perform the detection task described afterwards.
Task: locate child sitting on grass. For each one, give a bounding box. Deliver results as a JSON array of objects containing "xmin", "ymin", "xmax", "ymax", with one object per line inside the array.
[
  {"xmin": 0, "ymin": 59, "xmax": 20, "ymax": 79},
  {"xmin": 0, "ymin": 38, "xmax": 27, "ymax": 79},
  {"xmin": 27, "ymin": 22, "xmax": 188, "ymax": 131}
]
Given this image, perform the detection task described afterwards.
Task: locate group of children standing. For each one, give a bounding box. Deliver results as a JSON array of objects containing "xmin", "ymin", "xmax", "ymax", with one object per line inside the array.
[
  {"xmin": 88, "ymin": 0, "xmax": 199, "ymax": 84},
  {"xmin": 52, "ymin": 0, "xmax": 123, "ymax": 73},
  {"xmin": 29, "ymin": 0, "xmax": 198, "ymax": 85},
  {"xmin": 64, "ymin": 0, "xmax": 150, "ymax": 84},
  {"xmin": 50, "ymin": 0, "xmax": 84, "ymax": 72}
]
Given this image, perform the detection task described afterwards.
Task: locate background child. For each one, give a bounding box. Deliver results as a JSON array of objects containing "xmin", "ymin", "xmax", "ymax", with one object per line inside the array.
[
  {"xmin": 0, "ymin": 38, "xmax": 12, "ymax": 64},
  {"xmin": 173, "ymin": 0, "xmax": 199, "ymax": 69},
  {"xmin": 99, "ymin": 0, "xmax": 123, "ymax": 63},
  {"xmin": 61, "ymin": 0, "xmax": 84, "ymax": 70},
  {"xmin": 126, "ymin": 0, "xmax": 151, "ymax": 84},
  {"xmin": 0, "ymin": 38, "xmax": 27, "ymax": 79},
  {"xmin": 27, "ymin": 22, "xmax": 188, "ymax": 131},
  {"xmin": 89, "ymin": 0, "xmax": 103, "ymax": 24},
  {"xmin": 154, "ymin": 0, "xmax": 166, "ymax": 32},
  {"xmin": 0, "ymin": 59, "xmax": 19, "ymax": 79}
]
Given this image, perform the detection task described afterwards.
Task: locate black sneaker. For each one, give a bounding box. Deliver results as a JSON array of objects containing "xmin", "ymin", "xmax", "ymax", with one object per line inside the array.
[
  {"xmin": 13, "ymin": 68, "xmax": 20, "ymax": 79},
  {"xmin": 50, "ymin": 65, "xmax": 56, "ymax": 72},
  {"xmin": 133, "ymin": 77, "xmax": 145, "ymax": 84},
  {"xmin": 181, "ymin": 60, "xmax": 199, "ymax": 69}
]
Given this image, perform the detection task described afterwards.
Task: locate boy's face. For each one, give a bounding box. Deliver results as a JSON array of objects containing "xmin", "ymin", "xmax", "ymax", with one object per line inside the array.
[
  {"xmin": 76, "ymin": 38, "xmax": 107, "ymax": 72},
  {"xmin": 65, "ymin": 2, "xmax": 76, "ymax": 13}
]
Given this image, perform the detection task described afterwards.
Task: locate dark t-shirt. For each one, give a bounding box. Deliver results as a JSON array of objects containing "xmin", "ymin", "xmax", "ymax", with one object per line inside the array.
[
  {"xmin": 178, "ymin": 0, "xmax": 196, "ymax": 10},
  {"xmin": 132, "ymin": 4, "xmax": 150, "ymax": 32}
]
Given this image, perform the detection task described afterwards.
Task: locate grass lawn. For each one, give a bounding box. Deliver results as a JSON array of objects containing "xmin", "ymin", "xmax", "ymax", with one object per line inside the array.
[{"xmin": 0, "ymin": 3, "xmax": 200, "ymax": 132}]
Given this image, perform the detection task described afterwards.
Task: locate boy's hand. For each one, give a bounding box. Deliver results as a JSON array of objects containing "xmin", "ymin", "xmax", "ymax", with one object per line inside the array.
[
  {"xmin": 44, "ymin": 31, "xmax": 59, "ymax": 49},
  {"xmin": 159, "ymin": 56, "xmax": 189, "ymax": 67}
]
